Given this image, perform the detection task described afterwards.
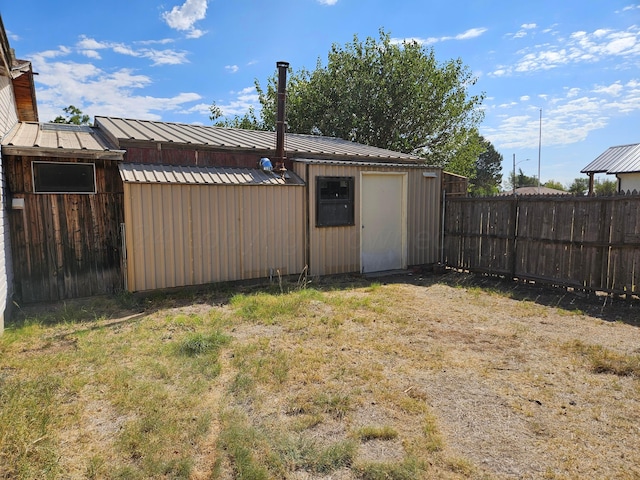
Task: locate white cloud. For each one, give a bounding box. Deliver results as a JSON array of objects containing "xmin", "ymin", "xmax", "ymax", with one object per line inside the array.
[
  {"xmin": 185, "ymin": 86, "xmax": 260, "ymax": 118},
  {"xmin": 483, "ymin": 79, "xmax": 640, "ymax": 149},
  {"xmin": 493, "ymin": 26, "xmax": 640, "ymax": 76},
  {"xmin": 619, "ymin": 4, "xmax": 640, "ymax": 12},
  {"xmin": 30, "ymin": 49, "xmax": 200, "ymax": 122},
  {"xmin": 392, "ymin": 27, "xmax": 487, "ymax": 46},
  {"xmin": 80, "ymin": 50, "xmax": 102, "ymax": 60},
  {"xmin": 520, "ymin": 95, "xmax": 530, "ymax": 101},
  {"xmin": 455, "ymin": 28, "xmax": 488, "ymax": 40},
  {"xmin": 162, "ymin": 0, "xmax": 208, "ymax": 37},
  {"xmin": 225, "ymin": 65, "xmax": 239, "ymax": 73},
  {"xmin": 566, "ymin": 87, "xmax": 581, "ymax": 98},
  {"xmin": 511, "ymin": 23, "xmax": 537, "ymax": 39},
  {"xmin": 76, "ymin": 36, "xmax": 109, "ymax": 50},
  {"xmin": 318, "ymin": 0, "xmax": 338, "ymax": 5},
  {"xmin": 593, "ymin": 82, "xmax": 624, "ymax": 96}
]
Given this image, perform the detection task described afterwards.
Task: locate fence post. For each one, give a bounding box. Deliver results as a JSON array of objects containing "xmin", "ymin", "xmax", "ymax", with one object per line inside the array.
[{"xmin": 510, "ymin": 196, "xmax": 518, "ymax": 279}]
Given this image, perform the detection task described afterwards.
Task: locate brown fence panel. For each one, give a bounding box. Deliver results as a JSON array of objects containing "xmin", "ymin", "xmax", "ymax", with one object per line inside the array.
[
  {"xmin": 443, "ymin": 196, "xmax": 515, "ymax": 275},
  {"xmin": 444, "ymin": 194, "xmax": 640, "ymax": 295}
]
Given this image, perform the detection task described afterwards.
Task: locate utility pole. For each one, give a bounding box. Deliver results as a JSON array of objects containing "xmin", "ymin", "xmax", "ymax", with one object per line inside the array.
[{"xmin": 537, "ymin": 108, "xmax": 542, "ymax": 193}]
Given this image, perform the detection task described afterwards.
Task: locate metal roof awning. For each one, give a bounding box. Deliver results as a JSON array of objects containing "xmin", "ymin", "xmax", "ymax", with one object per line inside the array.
[
  {"xmin": 118, "ymin": 163, "xmax": 305, "ymax": 186},
  {"xmin": 582, "ymin": 143, "xmax": 640, "ymax": 174},
  {"xmin": 1, "ymin": 122, "xmax": 125, "ymax": 159}
]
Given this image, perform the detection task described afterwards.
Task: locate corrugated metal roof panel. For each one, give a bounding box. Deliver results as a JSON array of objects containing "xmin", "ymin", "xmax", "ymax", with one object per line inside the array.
[
  {"xmin": 95, "ymin": 116, "xmax": 421, "ymax": 161},
  {"xmin": 1, "ymin": 122, "xmax": 122, "ymax": 155},
  {"xmin": 582, "ymin": 143, "xmax": 640, "ymax": 174},
  {"xmin": 118, "ymin": 163, "xmax": 305, "ymax": 186},
  {"xmin": 294, "ymin": 158, "xmax": 438, "ymax": 169}
]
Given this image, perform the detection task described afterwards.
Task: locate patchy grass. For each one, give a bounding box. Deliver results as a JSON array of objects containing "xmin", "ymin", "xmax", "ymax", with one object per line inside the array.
[
  {"xmin": 566, "ymin": 339, "xmax": 640, "ymax": 377},
  {"xmin": 354, "ymin": 425, "xmax": 399, "ymax": 441},
  {"xmin": 1, "ymin": 274, "xmax": 639, "ymax": 479}
]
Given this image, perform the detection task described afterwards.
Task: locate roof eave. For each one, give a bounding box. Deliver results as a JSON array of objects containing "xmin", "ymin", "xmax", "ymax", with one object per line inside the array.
[{"xmin": 1, "ymin": 145, "xmax": 126, "ymax": 160}]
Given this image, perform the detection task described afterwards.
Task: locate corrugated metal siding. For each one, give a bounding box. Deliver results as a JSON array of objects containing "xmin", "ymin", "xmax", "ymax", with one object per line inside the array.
[
  {"xmin": 124, "ymin": 182, "xmax": 306, "ymax": 291},
  {"xmin": 294, "ymin": 161, "xmax": 441, "ymax": 276}
]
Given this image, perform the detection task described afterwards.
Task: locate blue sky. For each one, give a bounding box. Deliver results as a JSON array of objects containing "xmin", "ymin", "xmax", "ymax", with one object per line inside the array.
[{"xmin": 2, "ymin": 1, "xmax": 639, "ymax": 187}]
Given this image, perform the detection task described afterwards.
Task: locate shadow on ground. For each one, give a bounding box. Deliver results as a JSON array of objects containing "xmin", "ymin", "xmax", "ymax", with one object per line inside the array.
[{"xmin": 9, "ymin": 269, "xmax": 639, "ymax": 329}]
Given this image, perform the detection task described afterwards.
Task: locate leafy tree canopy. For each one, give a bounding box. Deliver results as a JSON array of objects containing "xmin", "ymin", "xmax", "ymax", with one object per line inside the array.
[
  {"xmin": 470, "ymin": 136, "xmax": 503, "ymax": 196},
  {"xmin": 544, "ymin": 180, "xmax": 565, "ymax": 191},
  {"xmin": 568, "ymin": 177, "xmax": 589, "ymax": 195},
  {"xmin": 209, "ymin": 103, "xmax": 265, "ymax": 130},
  {"xmin": 51, "ymin": 105, "xmax": 91, "ymax": 125},
  {"xmin": 594, "ymin": 178, "xmax": 617, "ymax": 196},
  {"xmin": 250, "ymin": 29, "xmax": 485, "ymax": 176},
  {"xmin": 505, "ymin": 168, "xmax": 537, "ymax": 191}
]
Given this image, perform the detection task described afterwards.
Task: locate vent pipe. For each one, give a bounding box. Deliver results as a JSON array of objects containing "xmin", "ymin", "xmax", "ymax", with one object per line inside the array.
[{"xmin": 275, "ymin": 61, "xmax": 289, "ymax": 175}]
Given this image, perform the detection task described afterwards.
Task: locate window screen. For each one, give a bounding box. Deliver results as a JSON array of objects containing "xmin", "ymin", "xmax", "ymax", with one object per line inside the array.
[
  {"xmin": 316, "ymin": 176, "xmax": 354, "ymax": 227},
  {"xmin": 33, "ymin": 162, "xmax": 96, "ymax": 194}
]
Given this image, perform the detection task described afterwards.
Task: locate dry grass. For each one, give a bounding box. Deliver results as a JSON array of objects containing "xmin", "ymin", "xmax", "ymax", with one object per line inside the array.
[{"xmin": 1, "ymin": 272, "xmax": 639, "ymax": 479}]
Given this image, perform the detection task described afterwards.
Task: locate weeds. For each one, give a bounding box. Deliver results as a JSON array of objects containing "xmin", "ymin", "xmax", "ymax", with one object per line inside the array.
[
  {"xmin": 178, "ymin": 331, "xmax": 230, "ymax": 357},
  {"xmin": 354, "ymin": 457, "xmax": 423, "ymax": 480},
  {"xmin": 566, "ymin": 340, "xmax": 640, "ymax": 377},
  {"xmin": 354, "ymin": 425, "xmax": 399, "ymax": 441}
]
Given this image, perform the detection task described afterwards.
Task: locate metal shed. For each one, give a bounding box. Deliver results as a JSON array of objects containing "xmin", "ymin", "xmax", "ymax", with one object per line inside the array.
[
  {"xmin": 294, "ymin": 159, "xmax": 442, "ymax": 276},
  {"xmin": 120, "ymin": 163, "xmax": 306, "ymax": 292}
]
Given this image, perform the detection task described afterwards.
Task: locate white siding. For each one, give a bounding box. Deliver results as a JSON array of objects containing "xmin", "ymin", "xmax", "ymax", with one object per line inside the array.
[
  {"xmin": 0, "ymin": 75, "xmax": 18, "ymax": 333},
  {"xmin": 618, "ymin": 173, "xmax": 640, "ymax": 193}
]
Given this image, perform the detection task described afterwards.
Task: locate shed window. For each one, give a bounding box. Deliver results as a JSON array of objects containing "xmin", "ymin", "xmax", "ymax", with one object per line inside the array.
[
  {"xmin": 33, "ymin": 162, "xmax": 96, "ymax": 194},
  {"xmin": 316, "ymin": 176, "xmax": 354, "ymax": 227}
]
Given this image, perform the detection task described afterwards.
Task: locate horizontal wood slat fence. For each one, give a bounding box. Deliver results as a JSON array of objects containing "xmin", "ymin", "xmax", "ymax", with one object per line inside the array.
[{"xmin": 443, "ymin": 194, "xmax": 640, "ymax": 296}]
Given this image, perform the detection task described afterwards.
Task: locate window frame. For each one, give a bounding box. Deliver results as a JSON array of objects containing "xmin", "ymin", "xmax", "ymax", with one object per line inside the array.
[
  {"xmin": 315, "ymin": 176, "xmax": 355, "ymax": 227},
  {"xmin": 32, "ymin": 161, "xmax": 97, "ymax": 194}
]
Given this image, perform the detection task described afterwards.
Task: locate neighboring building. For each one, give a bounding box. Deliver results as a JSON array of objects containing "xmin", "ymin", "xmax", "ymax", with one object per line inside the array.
[
  {"xmin": 0, "ymin": 15, "xmax": 39, "ymax": 330},
  {"xmin": 581, "ymin": 143, "xmax": 640, "ymax": 194}
]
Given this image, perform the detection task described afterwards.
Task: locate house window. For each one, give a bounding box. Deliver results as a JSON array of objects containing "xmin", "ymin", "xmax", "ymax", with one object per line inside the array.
[
  {"xmin": 316, "ymin": 176, "xmax": 354, "ymax": 227},
  {"xmin": 32, "ymin": 162, "xmax": 96, "ymax": 194}
]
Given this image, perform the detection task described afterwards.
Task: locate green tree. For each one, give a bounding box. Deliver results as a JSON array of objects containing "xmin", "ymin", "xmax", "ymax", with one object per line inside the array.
[
  {"xmin": 209, "ymin": 102, "xmax": 264, "ymax": 130},
  {"xmin": 568, "ymin": 177, "xmax": 589, "ymax": 195},
  {"xmin": 544, "ymin": 180, "xmax": 565, "ymax": 191},
  {"xmin": 470, "ymin": 136, "xmax": 502, "ymax": 196},
  {"xmin": 254, "ymin": 30, "xmax": 485, "ymax": 176},
  {"xmin": 51, "ymin": 105, "xmax": 91, "ymax": 125},
  {"xmin": 506, "ymin": 168, "xmax": 537, "ymax": 191},
  {"xmin": 594, "ymin": 178, "xmax": 617, "ymax": 196}
]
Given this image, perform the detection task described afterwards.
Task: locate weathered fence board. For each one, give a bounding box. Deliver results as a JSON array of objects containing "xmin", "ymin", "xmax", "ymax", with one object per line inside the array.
[{"xmin": 444, "ymin": 194, "xmax": 640, "ymax": 295}]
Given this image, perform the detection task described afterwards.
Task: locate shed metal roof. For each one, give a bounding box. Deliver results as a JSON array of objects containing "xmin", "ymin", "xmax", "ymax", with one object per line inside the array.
[
  {"xmin": 581, "ymin": 143, "xmax": 640, "ymax": 174},
  {"xmin": 1, "ymin": 122, "xmax": 124, "ymax": 159},
  {"xmin": 118, "ymin": 163, "xmax": 305, "ymax": 186},
  {"xmin": 294, "ymin": 158, "xmax": 437, "ymax": 169},
  {"xmin": 95, "ymin": 116, "xmax": 422, "ymax": 162}
]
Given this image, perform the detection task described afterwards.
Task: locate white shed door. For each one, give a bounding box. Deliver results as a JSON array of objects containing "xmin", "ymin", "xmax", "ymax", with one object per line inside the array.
[{"xmin": 360, "ymin": 173, "xmax": 407, "ymax": 273}]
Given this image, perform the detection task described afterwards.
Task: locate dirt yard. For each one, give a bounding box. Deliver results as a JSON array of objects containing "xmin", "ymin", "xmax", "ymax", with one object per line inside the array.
[
  {"xmin": 356, "ymin": 272, "xmax": 640, "ymax": 479},
  {"xmin": 6, "ymin": 271, "xmax": 640, "ymax": 479}
]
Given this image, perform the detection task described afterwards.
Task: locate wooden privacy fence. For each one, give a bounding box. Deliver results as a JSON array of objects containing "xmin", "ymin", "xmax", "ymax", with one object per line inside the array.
[{"xmin": 443, "ymin": 194, "xmax": 640, "ymax": 295}]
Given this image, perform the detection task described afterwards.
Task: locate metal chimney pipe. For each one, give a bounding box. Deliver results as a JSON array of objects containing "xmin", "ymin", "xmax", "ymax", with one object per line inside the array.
[{"xmin": 275, "ymin": 61, "xmax": 289, "ymax": 173}]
